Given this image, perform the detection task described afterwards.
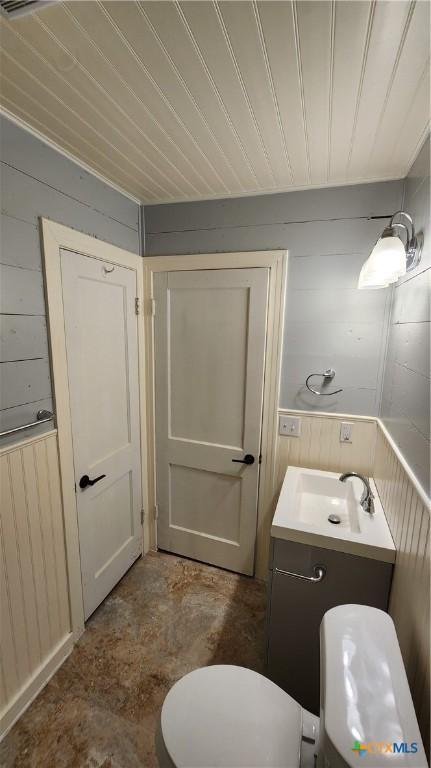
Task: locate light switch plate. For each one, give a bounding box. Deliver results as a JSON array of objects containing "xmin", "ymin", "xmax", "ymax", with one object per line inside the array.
[
  {"xmin": 340, "ymin": 422, "xmax": 353, "ymax": 443},
  {"xmin": 279, "ymin": 414, "xmax": 301, "ymax": 437}
]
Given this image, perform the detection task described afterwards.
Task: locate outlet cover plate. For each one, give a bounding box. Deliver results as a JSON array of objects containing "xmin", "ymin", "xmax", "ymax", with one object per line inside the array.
[
  {"xmin": 279, "ymin": 415, "xmax": 301, "ymax": 437},
  {"xmin": 340, "ymin": 422, "xmax": 353, "ymax": 443}
]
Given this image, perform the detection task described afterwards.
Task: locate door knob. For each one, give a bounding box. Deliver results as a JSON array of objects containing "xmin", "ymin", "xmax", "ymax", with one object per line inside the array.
[
  {"xmin": 232, "ymin": 454, "xmax": 255, "ymax": 465},
  {"xmin": 79, "ymin": 474, "xmax": 106, "ymax": 489}
]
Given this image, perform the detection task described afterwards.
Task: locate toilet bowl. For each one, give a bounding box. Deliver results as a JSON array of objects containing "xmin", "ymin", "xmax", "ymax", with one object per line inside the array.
[
  {"xmin": 157, "ymin": 664, "xmax": 319, "ymax": 768},
  {"xmin": 157, "ymin": 605, "xmax": 427, "ymax": 768}
]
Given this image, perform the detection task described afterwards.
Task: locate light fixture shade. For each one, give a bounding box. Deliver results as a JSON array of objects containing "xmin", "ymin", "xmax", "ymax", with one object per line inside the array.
[
  {"xmin": 358, "ymin": 235, "xmax": 406, "ymax": 289},
  {"xmin": 358, "ymin": 258, "xmax": 390, "ymax": 289},
  {"xmin": 368, "ymin": 236, "xmax": 406, "ymax": 278}
]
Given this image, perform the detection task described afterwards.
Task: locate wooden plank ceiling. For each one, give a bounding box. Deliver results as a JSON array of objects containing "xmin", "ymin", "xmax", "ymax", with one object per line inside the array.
[{"xmin": 0, "ymin": 1, "xmax": 429, "ymax": 203}]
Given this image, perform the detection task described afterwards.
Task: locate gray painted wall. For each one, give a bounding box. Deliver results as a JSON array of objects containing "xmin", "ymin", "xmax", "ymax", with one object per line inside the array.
[
  {"xmin": 3, "ymin": 113, "xmax": 425, "ymax": 487},
  {"xmin": 381, "ymin": 137, "xmax": 430, "ymax": 495},
  {"xmin": 144, "ymin": 179, "xmax": 403, "ymax": 416},
  {"xmin": 0, "ymin": 115, "xmax": 140, "ymax": 437}
]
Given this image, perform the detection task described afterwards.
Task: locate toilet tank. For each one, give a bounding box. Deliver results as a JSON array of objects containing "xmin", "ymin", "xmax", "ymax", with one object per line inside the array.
[{"xmin": 318, "ymin": 604, "xmax": 427, "ymax": 768}]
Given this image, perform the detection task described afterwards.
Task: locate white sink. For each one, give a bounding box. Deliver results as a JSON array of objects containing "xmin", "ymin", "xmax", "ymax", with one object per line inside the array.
[
  {"xmin": 271, "ymin": 467, "xmax": 395, "ymax": 562},
  {"xmin": 294, "ymin": 473, "xmax": 361, "ymax": 532}
]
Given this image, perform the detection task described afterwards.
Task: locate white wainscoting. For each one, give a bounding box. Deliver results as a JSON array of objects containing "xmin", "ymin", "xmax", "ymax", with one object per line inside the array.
[
  {"xmin": 0, "ymin": 430, "xmax": 72, "ymax": 739},
  {"xmin": 374, "ymin": 423, "xmax": 430, "ymax": 756},
  {"xmin": 1, "ymin": 413, "xmax": 429, "ymax": 755},
  {"xmin": 274, "ymin": 409, "xmax": 377, "ymax": 493},
  {"xmin": 254, "ymin": 410, "xmax": 378, "ymax": 579}
]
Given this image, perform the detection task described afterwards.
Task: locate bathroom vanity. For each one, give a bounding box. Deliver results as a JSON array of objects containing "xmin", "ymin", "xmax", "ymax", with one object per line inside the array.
[{"xmin": 266, "ymin": 466, "xmax": 395, "ymax": 715}]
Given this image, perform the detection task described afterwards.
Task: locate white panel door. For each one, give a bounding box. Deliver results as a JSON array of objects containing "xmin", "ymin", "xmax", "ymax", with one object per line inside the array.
[
  {"xmin": 61, "ymin": 250, "xmax": 142, "ymax": 619},
  {"xmin": 154, "ymin": 268, "xmax": 269, "ymax": 575}
]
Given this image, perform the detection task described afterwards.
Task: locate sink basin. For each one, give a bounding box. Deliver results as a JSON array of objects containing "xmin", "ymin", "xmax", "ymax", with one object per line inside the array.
[
  {"xmin": 294, "ymin": 473, "xmax": 361, "ymax": 532},
  {"xmin": 271, "ymin": 466, "xmax": 395, "ymax": 562}
]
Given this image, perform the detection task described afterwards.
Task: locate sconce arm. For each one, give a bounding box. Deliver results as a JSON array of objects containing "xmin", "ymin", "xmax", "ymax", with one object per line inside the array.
[{"xmin": 389, "ymin": 211, "xmax": 415, "ymax": 241}]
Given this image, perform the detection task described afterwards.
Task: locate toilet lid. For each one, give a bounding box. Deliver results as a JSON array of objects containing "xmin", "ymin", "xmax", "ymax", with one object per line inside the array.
[{"xmin": 160, "ymin": 665, "xmax": 302, "ymax": 768}]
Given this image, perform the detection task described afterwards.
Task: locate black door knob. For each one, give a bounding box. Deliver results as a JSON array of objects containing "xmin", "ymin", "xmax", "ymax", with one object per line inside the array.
[
  {"xmin": 232, "ymin": 454, "xmax": 255, "ymax": 465},
  {"xmin": 79, "ymin": 473, "xmax": 106, "ymax": 489}
]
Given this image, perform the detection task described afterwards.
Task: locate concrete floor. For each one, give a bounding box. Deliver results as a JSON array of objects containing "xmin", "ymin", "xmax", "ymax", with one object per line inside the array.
[{"xmin": 1, "ymin": 551, "xmax": 267, "ymax": 768}]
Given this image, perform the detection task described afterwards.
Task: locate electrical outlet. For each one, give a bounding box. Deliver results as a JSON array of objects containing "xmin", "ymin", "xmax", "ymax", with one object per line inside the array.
[
  {"xmin": 340, "ymin": 422, "xmax": 353, "ymax": 443},
  {"xmin": 279, "ymin": 415, "xmax": 301, "ymax": 437}
]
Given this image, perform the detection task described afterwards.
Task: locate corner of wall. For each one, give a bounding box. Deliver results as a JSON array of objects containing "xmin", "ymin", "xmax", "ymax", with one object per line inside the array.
[{"xmin": 139, "ymin": 205, "xmax": 146, "ymax": 257}]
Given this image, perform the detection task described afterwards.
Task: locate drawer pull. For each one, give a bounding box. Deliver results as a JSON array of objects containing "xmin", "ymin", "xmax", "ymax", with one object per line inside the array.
[{"xmin": 275, "ymin": 565, "xmax": 326, "ymax": 583}]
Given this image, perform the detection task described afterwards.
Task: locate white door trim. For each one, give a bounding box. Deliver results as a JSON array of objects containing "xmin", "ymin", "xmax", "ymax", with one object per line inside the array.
[
  {"xmin": 143, "ymin": 250, "xmax": 288, "ymax": 580},
  {"xmin": 41, "ymin": 218, "xmax": 148, "ymax": 638}
]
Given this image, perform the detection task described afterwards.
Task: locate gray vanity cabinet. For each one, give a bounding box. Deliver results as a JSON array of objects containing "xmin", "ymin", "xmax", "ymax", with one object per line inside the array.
[{"xmin": 266, "ymin": 537, "xmax": 393, "ymax": 715}]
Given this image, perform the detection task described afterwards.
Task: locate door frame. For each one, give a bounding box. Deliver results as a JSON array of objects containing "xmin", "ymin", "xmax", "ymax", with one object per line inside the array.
[
  {"xmin": 41, "ymin": 218, "xmax": 148, "ymax": 639},
  {"xmin": 143, "ymin": 250, "xmax": 288, "ymax": 580}
]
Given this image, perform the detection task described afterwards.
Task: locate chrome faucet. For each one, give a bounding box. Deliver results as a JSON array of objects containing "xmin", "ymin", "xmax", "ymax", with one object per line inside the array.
[{"xmin": 339, "ymin": 472, "xmax": 375, "ymax": 515}]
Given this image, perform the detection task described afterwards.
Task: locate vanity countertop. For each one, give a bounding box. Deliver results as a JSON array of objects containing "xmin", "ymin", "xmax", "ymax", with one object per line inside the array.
[{"xmin": 271, "ymin": 466, "xmax": 396, "ymax": 563}]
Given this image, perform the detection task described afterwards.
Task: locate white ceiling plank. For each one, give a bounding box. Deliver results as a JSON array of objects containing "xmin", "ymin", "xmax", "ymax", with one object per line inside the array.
[
  {"xmin": 178, "ymin": 0, "xmax": 276, "ymax": 189},
  {"xmin": 294, "ymin": 0, "xmax": 333, "ymax": 185},
  {"xmin": 0, "ymin": 20, "xmax": 190, "ymax": 200},
  {"xmin": 69, "ymin": 1, "xmax": 235, "ymax": 196},
  {"xmin": 213, "ymin": 0, "xmax": 277, "ymax": 186},
  {"xmin": 103, "ymin": 0, "xmax": 249, "ymax": 194},
  {"xmin": 366, "ymin": 0, "xmax": 431, "ymax": 178},
  {"xmin": 5, "ymin": 15, "xmax": 205, "ymax": 199},
  {"xmin": 347, "ymin": 0, "xmax": 415, "ymax": 179},
  {"xmin": 255, "ymin": 1, "xmax": 309, "ymax": 187},
  {"xmin": 0, "ymin": 79, "xmax": 153, "ymax": 202},
  {"xmin": 36, "ymin": 5, "xmax": 215, "ymax": 197},
  {"xmin": 159, "ymin": 0, "xmax": 262, "ymax": 191},
  {"xmin": 0, "ymin": 44, "xmax": 168, "ymax": 200},
  {"xmin": 0, "ymin": 0, "xmax": 427, "ymax": 203},
  {"xmin": 390, "ymin": 67, "xmax": 430, "ymax": 178},
  {"xmin": 215, "ymin": 0, "xmax": 292, "ymax": 187},
  {"xmin": 329, "ymin": 0, "xmax": 374, "ymax": 182}
]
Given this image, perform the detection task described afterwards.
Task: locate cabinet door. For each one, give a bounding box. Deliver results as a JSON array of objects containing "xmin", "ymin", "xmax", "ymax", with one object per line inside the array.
[{"xmin": 266, "ymin": 539, "xmax": 392, "ymax": 713}]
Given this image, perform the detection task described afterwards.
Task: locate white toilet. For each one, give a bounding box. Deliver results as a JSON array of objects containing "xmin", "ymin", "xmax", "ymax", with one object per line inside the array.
[{"xmin": 157, "ymin": 604, "xmax": 427, "ymax": 768}]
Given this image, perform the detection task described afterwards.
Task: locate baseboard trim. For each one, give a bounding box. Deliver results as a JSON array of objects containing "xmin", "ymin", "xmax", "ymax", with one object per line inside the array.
[{"xmin": 0, "ymin": 633, "xmax": 73, "ymax": 741}]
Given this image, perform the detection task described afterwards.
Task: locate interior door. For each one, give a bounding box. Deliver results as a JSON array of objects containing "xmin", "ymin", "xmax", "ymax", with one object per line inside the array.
[
  {"xmin": 154, "ymin": 268, "xmax": 269, "ymax": 575},
  {"xmin": 61, "ymin": 250, "xmax": 142, "ymax": 620}
]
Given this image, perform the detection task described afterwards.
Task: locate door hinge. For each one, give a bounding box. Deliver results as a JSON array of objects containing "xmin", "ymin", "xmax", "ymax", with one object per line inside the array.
[
  {"xmin": 135, "ymin": 297, "xmax": 140, "ymax": 315},
  {"xmin": 154, "ymin": 503, "xmax": 159, "ymax": 520},
  {"xmin": 141, "ymin": 507, "xmax": 144, "ymax": 525}
]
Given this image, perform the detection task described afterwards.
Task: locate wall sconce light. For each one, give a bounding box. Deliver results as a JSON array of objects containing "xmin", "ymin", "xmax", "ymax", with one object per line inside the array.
[{"xmin": 358, "ymin": 211, "xmax": 422, "ymax": 289}]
